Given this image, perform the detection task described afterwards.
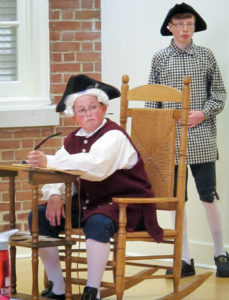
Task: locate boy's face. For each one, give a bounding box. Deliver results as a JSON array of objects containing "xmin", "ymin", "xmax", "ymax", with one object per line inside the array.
[
  {"xmin": 73, "ymin": 94, "xmax": 107, "ymax": 133},
  {"xmin": 168, "ymin": 16, "xmax": 195, "ymax": 47}
]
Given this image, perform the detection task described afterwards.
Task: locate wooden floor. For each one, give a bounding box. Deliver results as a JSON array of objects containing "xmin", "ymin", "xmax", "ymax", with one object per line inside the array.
[{"xmin": 14, "ymin": 257, "xmax": 229, "ymax": 300}]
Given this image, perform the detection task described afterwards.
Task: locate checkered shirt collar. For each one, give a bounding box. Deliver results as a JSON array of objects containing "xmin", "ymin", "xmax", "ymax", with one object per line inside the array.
[{"xmin": 170, "ymin": 39, "xmax": 196, "ymax": 56}]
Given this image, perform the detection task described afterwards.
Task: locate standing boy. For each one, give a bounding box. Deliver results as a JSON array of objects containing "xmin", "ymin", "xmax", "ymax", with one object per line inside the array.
[{"xmin": 145, "ymin": 2, "xmax": 228, "ymax": 277}]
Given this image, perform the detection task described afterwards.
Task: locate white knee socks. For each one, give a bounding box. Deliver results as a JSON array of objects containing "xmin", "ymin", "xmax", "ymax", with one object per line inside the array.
[
  {"xmin": 172, "ymin": 207, "xmax": 191, "ymax": 264},
  {"xmin": 202, "ymin": 198, "xmax": 226, "ymax": 257},
  {"xmin": 39, "ymin": 247, "xmax": 65, "ymax": 295},
  {"xmin": 86, "ymin": 239, "xmax": 110, "ymax": 298}
]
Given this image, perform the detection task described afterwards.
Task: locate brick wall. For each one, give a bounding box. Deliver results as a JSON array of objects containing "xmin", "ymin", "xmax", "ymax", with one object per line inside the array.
[{"xmin": 0, "ymin": 0, "xmax": 101, "ymax": 232}]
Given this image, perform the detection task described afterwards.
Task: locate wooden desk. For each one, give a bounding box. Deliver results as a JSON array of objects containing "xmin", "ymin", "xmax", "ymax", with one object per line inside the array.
[{"xmin": 0, "ymin": 165, "xmax": 83, "ymax": 300}]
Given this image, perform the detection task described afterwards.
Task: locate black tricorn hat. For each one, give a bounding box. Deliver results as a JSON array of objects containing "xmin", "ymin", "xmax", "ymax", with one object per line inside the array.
[
  {"xmin": 160, "ymin": 2, "xmax": 207, "ymax": 36},
  {"xmin": 56, "ymin": 74, "xmax": 121, "ymax": 112}
]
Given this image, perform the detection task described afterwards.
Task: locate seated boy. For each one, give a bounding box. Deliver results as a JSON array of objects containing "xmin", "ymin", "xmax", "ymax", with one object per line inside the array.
[{"xmin": 27, "ymin": 74, "xmax": 163, "ymax": 300}]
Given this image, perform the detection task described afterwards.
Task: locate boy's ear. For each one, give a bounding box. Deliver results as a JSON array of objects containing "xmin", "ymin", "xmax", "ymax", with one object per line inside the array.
[
  {"xmin": 72, "ymin": 114, "xmax": 78, "ymax": 123},
  {"xmin": 167, "ymin": 23, "xmax": 173, "ymax": 33}
]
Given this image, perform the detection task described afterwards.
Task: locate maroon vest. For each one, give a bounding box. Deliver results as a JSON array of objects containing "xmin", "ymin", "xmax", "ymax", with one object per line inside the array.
[{"xmin": 64, "ymin": 119, "xmax": 163, "ymax": 242}]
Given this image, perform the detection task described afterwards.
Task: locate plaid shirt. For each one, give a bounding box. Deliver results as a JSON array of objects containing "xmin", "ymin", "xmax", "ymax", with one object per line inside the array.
[{"xmin": 145, "ymin": 40, "xmax": 226, "ymax": 165}]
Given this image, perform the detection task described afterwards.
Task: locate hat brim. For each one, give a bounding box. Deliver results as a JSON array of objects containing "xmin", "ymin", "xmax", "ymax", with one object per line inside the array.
[{"xmin": 160, "ymin": 2, "xmax": 207, "ymax": 36}]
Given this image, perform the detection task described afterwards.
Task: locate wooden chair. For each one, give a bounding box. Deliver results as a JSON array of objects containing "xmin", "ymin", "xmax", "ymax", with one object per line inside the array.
[{"xmin": 58, "ymin": 75, "xmax": 212, "ymax": 299}]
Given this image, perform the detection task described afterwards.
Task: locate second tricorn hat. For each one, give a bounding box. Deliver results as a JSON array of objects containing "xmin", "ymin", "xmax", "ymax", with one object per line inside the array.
[
  {"xmin": 56, "ymin": 74, "xmax": 121, "ymax": 112},
  {"xmin": 160, "ymin": 2, "xmax": 207, "ymax": 36}
]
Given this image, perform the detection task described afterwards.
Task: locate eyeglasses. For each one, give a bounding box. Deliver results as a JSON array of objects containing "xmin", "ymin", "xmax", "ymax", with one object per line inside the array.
[
  {"xmin": 74, "ymin": 103, "xmax": 102, "ymax": 116},
  {"xmin": 171, "ymin": 22, "xmax": 195, "ymax": 29}
]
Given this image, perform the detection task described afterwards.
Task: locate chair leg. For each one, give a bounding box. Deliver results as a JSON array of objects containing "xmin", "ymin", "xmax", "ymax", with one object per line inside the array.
[{"xmin": 115, "ymin": 236, "xmax": 126, "ymax": 300}]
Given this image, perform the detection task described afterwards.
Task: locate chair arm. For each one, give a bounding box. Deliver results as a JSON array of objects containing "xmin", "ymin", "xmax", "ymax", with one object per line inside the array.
[{"xmin": 112, "ymin": 197, "xmax": 178, "ymax": 204}]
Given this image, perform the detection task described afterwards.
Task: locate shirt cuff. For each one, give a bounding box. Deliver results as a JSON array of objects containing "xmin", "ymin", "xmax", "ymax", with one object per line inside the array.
[
  {"xmin": 46, "ymin": 155, "xmax": 56, "ymax": 168},
  {"xmin": 42, "ymin": 188, "xmax": 62, "ymax": 201}
]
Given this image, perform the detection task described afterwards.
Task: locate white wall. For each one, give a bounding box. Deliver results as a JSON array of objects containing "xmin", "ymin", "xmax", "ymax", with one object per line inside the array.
[{"xmin": 101, "ymin": 0, "xmax": 229, "ymax": 268}]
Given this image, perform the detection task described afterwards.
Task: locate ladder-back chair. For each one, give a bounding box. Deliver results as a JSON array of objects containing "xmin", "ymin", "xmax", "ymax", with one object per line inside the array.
[{"xmin": 58, "ymin": 75, "xmax": 212, "ymax": 300}]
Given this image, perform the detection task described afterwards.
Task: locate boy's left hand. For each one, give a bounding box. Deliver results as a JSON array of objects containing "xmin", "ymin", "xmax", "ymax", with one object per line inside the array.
[{"xmin": 188, "ymin": 111, "xmax": 205, "ymax": 128}]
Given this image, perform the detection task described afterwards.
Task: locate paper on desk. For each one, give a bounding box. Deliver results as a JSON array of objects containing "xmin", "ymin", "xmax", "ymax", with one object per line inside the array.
[
  {"xmin": 12, "ymin": 164, "xmax": 84, "ymax": 176},
  {"xmin": 0, "ymin": 229, "xmax": 18, "ymax": 242}
]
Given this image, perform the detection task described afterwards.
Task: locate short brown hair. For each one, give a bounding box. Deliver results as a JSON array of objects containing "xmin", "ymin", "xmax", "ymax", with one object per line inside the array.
[{"xmin": 172, "ymin": 13, "xmax": 196, "ymax": 20}]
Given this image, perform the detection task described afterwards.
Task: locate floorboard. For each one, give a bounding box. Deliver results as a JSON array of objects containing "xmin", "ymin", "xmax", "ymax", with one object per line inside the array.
[{"xmin": 14, "ymin": 257, "xmax": 229, "ymax": 299}]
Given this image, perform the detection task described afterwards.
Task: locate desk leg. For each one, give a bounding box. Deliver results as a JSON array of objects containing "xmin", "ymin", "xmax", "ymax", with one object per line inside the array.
[
  {"xmin": 31, "ymin": 185, "xmax": 39, "ymax": 299},
  {"xmin": 10, "ymin": 245, "xmax": 17, "ymax": 294},
  {"xmin": 65, "ymin": 244, "xmax": 72, "ymax": 300},
  {"xmin": 32, "ymin": 248, "xmax": 39, "ymax": 299}
]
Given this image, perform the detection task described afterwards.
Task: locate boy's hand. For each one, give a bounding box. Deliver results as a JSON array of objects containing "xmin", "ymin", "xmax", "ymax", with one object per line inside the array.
[
  {"xmin": 26, "ymin": 150, "xmax": 47, "ymax": 167},
  {"xmin": 188, "ymin": 111, "xmax": 205, "ymax": 128},
  {"xmin": 46, "ymin": 194, "xmax": 66, "ymax": 226}
]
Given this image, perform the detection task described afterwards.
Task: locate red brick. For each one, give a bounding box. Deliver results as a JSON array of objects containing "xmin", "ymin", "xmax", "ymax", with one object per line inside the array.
[
  {"xmin": 51, "ymin": 83, "xmax": 67, "ymax": 94},
  {"xmin": 17, "ymin": 212, "xmax": 29, "ymax": 221},
  {"xmin": 75, "ymin": 32, "xmax": 100, "ymax": 41},
  {"xmin": 50, "ymin": 73, "xmax": 62, "ymax": 83},
  {"xmin": 0, "ymin": 203, "xmax": 10, "ymax": 211},
  {"xmin": 81, "ymin": 21, "xmax": 93, "ymax": 31},
  {"xmin": 49, "ymin": 0, "xmax": 79, "ymax": 9},
  {"xmin": 14, "ymin": 150, "xmax": 31, "ymax": 161},
  {"xmin": 0, "ymin": 140, "xmax": 20, "ymax": 149},
  {"xmin": 49, "ymin": 31, "xmax": 61, "ymax": 41},
  {"xmin": 77, "ymin": 52, "xmax": 100, "ymax": 62},
  {"xmin": 50, "ymin": 53, "xmax": 62, "ymax": 63},
  {"xmin": 0, "ymin": 131, "xmax": 12, "ymax": 138},
  {"xmin": 64, "ymin": 53, "xmax": 75, "ymax": 61},
  {"xmin": 41, "ymin": 128, "xmax": 56, "ymax": 137},
  {"xmin": 35, "ymin": 138, "xmax": 61, "ymax": 149},
  {"xmin": 95, "ymin": 20, "xmax": 101, "ymax": 31},
  {"xmin": 0, "ymin": 182, "xmax": 10, "ymax": 191},
  {"xmin": 94, "ymin": 0, "xmax": 100, "ymax": 9},
  {"xmin": 62, "ymin": 10, "xmax": 74, "ymax": 20},
  {"xmin": 63, "ymin": 117, "xmax": 76, "ymax": 126},
  {"xmin": 86, "ymin": 73, "xmax": 101, "ymax": 81},
  {"xmin": 82, "ymin": 42, "xmax": 93, "ymax": 51},
  {"xmin": 49, "ymin": 10, "xmax": 61, "ymax": 20},
  {"xmin": 21, "ymin": 139, "xmax": 34, "ymax": 148},
  {"xmin": 83, "ymin": 62, "xmax": 93, "ymax": 72},
  {"xmin": 95, "ymin": 42, "xmax": 101, "ymax": 51},
  {"xmin": 22, "ymin": 202, "xmax": 32, "ymax": 210},
  {"xmin": 16, "ymin": 191, "xmax": 32, "ymax": 201},
  {"xmin": 62, "ymin": 32, "xmax": 74, "ymax": 41},
  {"xmin": 2, "ymin": 151, "xmax": 14, "ymax": 161},
  {"xmin": 50, "ymin": 41, "xmax": 80, "ymax": 52},
  {"xmin": 51, "ymin": 63, "xmax": 81, "ymax": 73},
  {"xmin": 3, "ymin": 213, "xmax": 10, "ymax": 222},
  {"xmin": 81, "ymin": 0, "xmax": 93, "ymax": 9},
  {"xmin": 76, "ymin": 10, "xmax": 100, "ymax": 20},
  {"xmin": 95, "ymin": 62, "xmax": 101, "ymax": 72},
  {"xmin": 50, "ymin": 21, "xmax": 81, "ymax": 31},
  {"xmin": 21, "ymin": 181, "xmax": 32, "ymax": 191},
  {"xmin": 14, "ymin": 130, "xmax": 41, "ymax": 139}
]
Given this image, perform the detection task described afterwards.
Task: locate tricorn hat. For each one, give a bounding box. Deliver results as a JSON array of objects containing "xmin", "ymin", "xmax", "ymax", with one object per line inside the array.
[
  {"xmin": 160, "ymin": 2, "xmax": 207, "ymax": 36},
  {"xmin": 56, "ymin": 74, "xmax": 120, "ymax": 113}
]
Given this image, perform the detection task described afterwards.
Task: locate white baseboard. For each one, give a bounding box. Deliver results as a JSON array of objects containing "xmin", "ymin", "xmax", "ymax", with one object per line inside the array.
[{"xmin": 126, "ymin": 240, "xmax": 229, "ymax": 270}]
